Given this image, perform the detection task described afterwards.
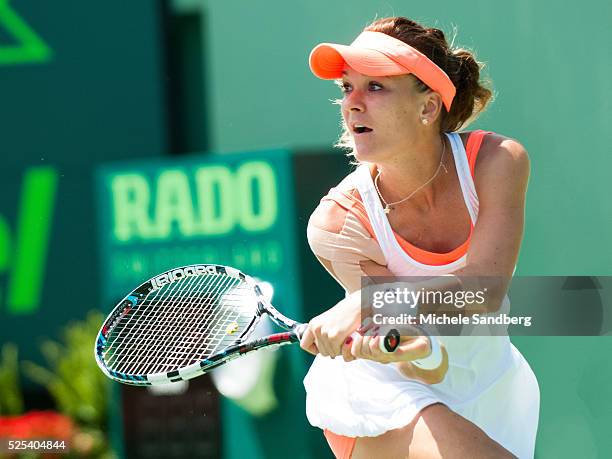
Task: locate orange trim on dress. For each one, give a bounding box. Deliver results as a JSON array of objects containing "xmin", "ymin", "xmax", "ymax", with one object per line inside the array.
[
  {"xmin": 321, "ymin": 131, "xmax": 490, "ymax": 266},
  {"xmin": 324, "ymin": 429, "xmax": 357, "ymax": 459},
  {"xmin": 466, "ymin": 130, "xmax": 492, "ymax": 176}
]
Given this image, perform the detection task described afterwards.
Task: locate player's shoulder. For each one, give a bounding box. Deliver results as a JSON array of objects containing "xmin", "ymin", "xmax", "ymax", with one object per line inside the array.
[
  {"xmin": 481, "ymin": 132, "xmax": 529, "ymax": 163},
  {"xmin": 309, "ymin": 195, "xmax": 352, "ymax": 235},
  {"xmin": 309, "ymin": 170, "xmax": 363, "ymax": 235},
  {"xmin": 465, "ymin": 131, "xmax": 530, "ymax": 180}
]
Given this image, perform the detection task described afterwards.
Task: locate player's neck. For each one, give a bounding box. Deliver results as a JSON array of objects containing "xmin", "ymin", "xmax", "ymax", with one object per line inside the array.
[{"xmin": 373, "ymin": 134, "xmax": 449, "ymax": 211}]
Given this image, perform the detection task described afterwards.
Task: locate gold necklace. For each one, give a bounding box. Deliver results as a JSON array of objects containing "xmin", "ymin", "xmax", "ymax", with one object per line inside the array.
[{"xmin": 374, "ymin": 138, "xmax": 448, "ymax": 214}]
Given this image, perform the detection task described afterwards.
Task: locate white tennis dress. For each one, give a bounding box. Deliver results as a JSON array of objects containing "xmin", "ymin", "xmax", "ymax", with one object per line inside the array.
[{"xmin": 304, "ymin": 132, "xmax": 540, "ymax": 458}]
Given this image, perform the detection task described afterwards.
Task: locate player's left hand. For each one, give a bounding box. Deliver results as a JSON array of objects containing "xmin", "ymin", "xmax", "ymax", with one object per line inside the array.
[{"xmin": 341, "ymin": 324, "xmax": 432, "ymax": 364}]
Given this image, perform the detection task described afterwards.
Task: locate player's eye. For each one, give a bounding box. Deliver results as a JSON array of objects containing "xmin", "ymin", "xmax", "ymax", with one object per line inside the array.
[
  {"xmin": 337, "ymin": 81, "xmax": 352, "ymax": 94},
  {"xmin": 368, "ymin": 82, "xmax": 383, "ymax": 91}
]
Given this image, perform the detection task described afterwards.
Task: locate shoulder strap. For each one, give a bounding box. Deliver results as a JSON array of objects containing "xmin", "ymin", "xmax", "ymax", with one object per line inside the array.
[{"xmin": 465, "ymin": 130, "xmax": 493, "ymax": 176}]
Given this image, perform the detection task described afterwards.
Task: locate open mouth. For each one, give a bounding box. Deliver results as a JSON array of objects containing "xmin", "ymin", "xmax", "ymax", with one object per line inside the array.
[{"xmin": 352, "ymin": 124, "xmax": 373, "ymax": 134}]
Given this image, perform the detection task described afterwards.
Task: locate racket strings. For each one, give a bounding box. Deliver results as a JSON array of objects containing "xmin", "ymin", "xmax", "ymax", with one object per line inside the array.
[
  {"xmin": 107, "ymin": 274, "xmax": 220, "ymax": 373},
  {"xmin": 105, "ymin": 273, "xmax": 200, "ymax": 372},
  {"xmin": 140, "ymin": 274, "xmax": 238, "ymax": 374},
  {"xmin": 110, "ymin": 273, "xmax": 225, "ymax": 373},
  {"xmin": 158, "ymin": 278, "xmax": 256, "ymax": 372},
  {"xmin": 118, "ymin": 273, "xmax": 213, "ymax": 374},
  {"xmin": 103, "ymin": 273, "xmax": 258, "ymax": 376}
]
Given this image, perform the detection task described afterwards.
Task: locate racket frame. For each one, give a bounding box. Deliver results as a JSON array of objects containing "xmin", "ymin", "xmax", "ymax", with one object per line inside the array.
[{"xmin": 95, "ymin": 264, "xmax": 305, "ymax": 386}]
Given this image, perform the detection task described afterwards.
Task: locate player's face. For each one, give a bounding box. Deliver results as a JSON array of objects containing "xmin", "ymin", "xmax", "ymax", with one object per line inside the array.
[{"xmin": 339, "ymin": 67, "xmax": 427, "ymax": 163}]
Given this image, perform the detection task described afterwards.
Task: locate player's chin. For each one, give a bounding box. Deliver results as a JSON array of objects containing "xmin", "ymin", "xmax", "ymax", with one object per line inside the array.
[{"xmin": 351, "ymin": 142, "xmax": 379, "ymax": 163}]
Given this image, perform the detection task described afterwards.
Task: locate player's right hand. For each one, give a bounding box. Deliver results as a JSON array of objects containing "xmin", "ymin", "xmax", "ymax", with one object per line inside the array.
[{"xmin": 299, "ymin": 290, "xmax": 362, "ymax": 358}]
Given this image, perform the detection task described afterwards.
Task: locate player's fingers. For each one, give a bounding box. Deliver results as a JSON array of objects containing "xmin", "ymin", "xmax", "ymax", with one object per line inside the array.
[
  {"xmin": 313, "ymin": 326, "xmax": 336, "ymax": 358},
  {"xmin": 368, "ymin": 334, "xmax": 383, "ymax": 355},
  {"xmin": 307, "ymin": 322, "xmax": 329, "ymax": 357},
  {"xmin": 320, "ymin": 328, "xmax": 344, "ymax": 358},
  {"xmin": 395, "ymin": 335, "xmax": 431, "ymax": 361},
  {"xmin": 318, "ymin": 339, "xmax": 334, "ymax": 358},
  {"xmin": 299, "ymin": 326, "xmax": 319, "ymax": 356},
  {"xmin": 350, "ymin": 333, "xmax": 365, "ymax": 358},
  {"xmin": 357, "ymin": 317, "xmax": 375, "ymax": 335},
  {"xmin": 341, "ymin": 335, "xmax": 356, "ymax": 362},
  {"xmin": 359, "ymin": 334, "xmax": 375, "ymax": 358}
]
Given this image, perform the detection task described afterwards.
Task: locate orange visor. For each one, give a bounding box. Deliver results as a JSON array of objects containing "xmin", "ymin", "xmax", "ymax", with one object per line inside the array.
[{"xmin": 309, "ymin": 31, "xmax": 456, "ymax": 111}]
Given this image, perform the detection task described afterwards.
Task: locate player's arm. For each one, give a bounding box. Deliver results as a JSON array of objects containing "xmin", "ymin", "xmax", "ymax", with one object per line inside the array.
[
  {"xmin": 451, "ymin": 134, "xmax": 531, "ymax": 311},
  {"xmin": 301, "ymin": 200, "xmax": 445, "ymax": 384},
  {"xmin": 397, "ymin": 136, "xmax": 529, "ymax": 380},
  {"xmin": 384, "ymin": 135, "xmax": 531, "ymax": 316},
  {"xmin": 362, "ymin": 135, "xmax": 530, "ymax": 316},
  {"xmin": 299, "ymin": 199, "xmax": 379, "ymax": 356}
]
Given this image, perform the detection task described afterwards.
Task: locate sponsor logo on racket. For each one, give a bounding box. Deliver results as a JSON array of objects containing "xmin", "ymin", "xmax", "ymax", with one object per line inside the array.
[{"xmin": 150, "ymin": 265, "xmax": 218, "ymax": 291}]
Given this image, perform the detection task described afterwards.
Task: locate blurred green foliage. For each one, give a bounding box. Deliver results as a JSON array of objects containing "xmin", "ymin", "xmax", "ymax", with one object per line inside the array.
[
  {"xmin": 22, "ymin": 311, "xmax": 115, "ymax": 457},
  {"xmin": 0, "ymin": 343, "xmax": 24, "ymax": 415},
  {"xmin": 22, "ymin": 311, "xmax": 107, "ymax": 427}
]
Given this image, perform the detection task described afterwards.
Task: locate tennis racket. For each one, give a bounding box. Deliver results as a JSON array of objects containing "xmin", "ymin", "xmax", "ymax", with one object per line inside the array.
[{"xmin": 95, "ymin": 263, "xmax": 400, "ymax": 386}]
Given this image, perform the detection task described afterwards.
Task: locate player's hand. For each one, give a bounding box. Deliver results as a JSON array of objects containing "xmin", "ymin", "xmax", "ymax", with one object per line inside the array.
[
  {"xmin": 347, "ymin": 325, "xmax": 432, "ymax": 365},
  {"xmin": 300, "ymin": 290, "xmax": 362, "ymax": 358}
]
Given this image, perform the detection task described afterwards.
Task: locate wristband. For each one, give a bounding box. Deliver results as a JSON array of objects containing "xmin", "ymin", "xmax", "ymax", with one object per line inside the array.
[{"xmin": 412, "ymin": 336, "xmax": 443, "ymax": 370}]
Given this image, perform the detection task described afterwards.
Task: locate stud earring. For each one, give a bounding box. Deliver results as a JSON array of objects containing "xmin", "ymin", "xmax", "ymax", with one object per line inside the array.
[{"xmin": 421, "ymin": 118, "xmax": 429, "ymax": 125}]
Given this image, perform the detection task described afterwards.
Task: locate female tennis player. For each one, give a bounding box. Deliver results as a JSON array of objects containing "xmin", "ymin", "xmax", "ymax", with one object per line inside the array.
[{"xmin": 300, "ymin": 17, "xmax": 540, "ymax": 458}]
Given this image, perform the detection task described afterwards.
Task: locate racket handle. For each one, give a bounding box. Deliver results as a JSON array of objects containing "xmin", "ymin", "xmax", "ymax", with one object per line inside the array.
[
  {"xmin": 379, "ymin": 328, "xmax": 400, "ymax": 353},
  {"xmin": 345, "ymin": 329, "xmax": 400, "ymax": 352},
  {"xmin": 294, "ymin": 324, "xmax": 400, "ymax": 353}
]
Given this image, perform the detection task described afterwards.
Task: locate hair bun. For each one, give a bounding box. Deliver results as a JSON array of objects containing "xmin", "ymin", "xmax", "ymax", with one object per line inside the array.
[
  {"xmin": 452, "ymin": 49, "xmax": 479, "ymax": 88},
  {"xmin": 427, "ymin": 28, "xmax": 446, "ymax": 42},
  {"xmin": 363, "ymin": 16, "xmax": 493, "ymax": 132}
]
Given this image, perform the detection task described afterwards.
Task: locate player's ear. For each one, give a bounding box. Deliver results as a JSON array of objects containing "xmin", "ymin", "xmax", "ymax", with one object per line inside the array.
[{"xmin": 419, "ymin": 92, "xmax": 443, "ymax": 125}]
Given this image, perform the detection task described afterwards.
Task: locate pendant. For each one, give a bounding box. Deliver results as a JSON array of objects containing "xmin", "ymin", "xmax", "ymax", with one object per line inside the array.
[{"xmin": 384, "ymin": 205, "xmax": 391, "ymax": 214}]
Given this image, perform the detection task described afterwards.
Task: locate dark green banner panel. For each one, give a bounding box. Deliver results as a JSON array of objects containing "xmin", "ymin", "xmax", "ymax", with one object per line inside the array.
[
  {"xmin": 0, "ymin": 0, "xmax": 168, "ymax": 368},
  {"xmin": 0, "ymin": 163, "xmax": 100, "ymax": 366},
  {"xmin": 0, "ymin": 0, "xmax": 168, "ymax": 165}
]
